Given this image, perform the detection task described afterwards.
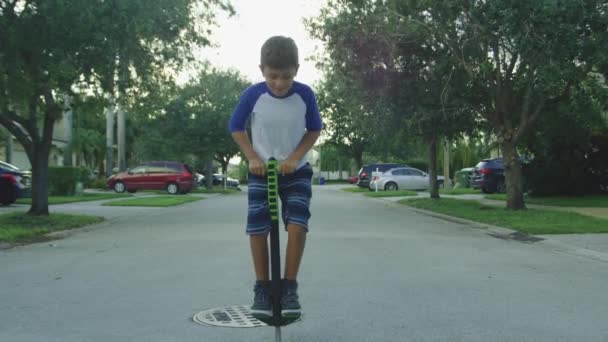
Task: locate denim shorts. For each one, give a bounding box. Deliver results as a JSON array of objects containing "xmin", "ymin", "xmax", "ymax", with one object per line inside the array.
[{"xmin": 246, "ymin": 163, "xmax": 313, "ymax": 235}]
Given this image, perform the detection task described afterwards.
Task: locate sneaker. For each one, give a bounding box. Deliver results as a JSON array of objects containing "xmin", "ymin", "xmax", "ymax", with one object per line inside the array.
[
  {"xmin": 251, "ymin": 280, "xmax": 272, "ymax": 318},
  {"xmin": 281, "ymin": 279, "xmax": 302, "ymax": 318}
]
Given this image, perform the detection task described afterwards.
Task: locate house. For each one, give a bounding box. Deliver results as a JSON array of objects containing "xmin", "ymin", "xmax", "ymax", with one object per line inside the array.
[{"xmin": 0, "ymin": 117, "xmax": 70, "ymax": 171}]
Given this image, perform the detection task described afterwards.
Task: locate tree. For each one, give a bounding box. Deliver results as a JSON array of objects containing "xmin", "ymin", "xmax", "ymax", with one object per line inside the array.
[
  {"xmin": 0, "ymin": 0, "xmax": 232, "ymax": 215},
  {"xmin": 523, "ymin": 74, "xmax": 608, "ymax": 195},
  {"xmin": 311, "ymin": 0, "xmax": 608, "ymax": 208},
  {"xmin": 308, "ymin": 0, "xmax": 477, "ymax": 198},
  {"xmin": 90, "ymin": 0, "xmax": 233, "ymax": 175},
  {"xmin": 133, "ymin": 65, "xmax": 250, "ymax": 188},
  {"xmin": 315, "ymin": 71, "xmax": 379, "ymax": 170},
  {"xmin": 403, "ymin": 0, "xmax": 608, "ymax": 208},
  {"xmin": 69, "ymin": 95, "xmax": 107, "ymax": 172}
]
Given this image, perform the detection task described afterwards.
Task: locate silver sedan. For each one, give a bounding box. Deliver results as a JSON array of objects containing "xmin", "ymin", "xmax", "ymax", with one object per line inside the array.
[{"xmin": 369, "ymin": 167, "xmax": 444, "ymax": 191}]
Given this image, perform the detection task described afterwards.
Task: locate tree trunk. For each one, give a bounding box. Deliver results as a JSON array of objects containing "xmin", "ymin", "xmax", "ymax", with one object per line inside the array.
[
  {"xmin": 501, "ymin": 141, "xmax": 526, "ymax": 210},
  {"xmin": 221, "ymin": 160, "xmax": 228, "ymax": 175},
  {"xmin": 29, "ymin": 143, "xmax": 51, "ymax": 215},
  {"xmin": 428, "ymin": 136, "xmax": 439, "ymax": 199},
  {"xmin": 443, "ymin": 138, "xmax": 452, "ymax": 188},
  {"xmin": 205, "ymin": 158, "xmax": 214, "ymax": 189},
  {"xmin": 353, "ymin": 146, "xmax": 363, "ymax": 171},
  {"xmin": 221, "ymin": 160, "xmax": 229, "ymax": 188}
]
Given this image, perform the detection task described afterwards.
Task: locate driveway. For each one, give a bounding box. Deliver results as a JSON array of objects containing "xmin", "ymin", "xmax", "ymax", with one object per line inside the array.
[{"xmin": 1, "ymin": 186, "xmax": 607, "ymax": 341}]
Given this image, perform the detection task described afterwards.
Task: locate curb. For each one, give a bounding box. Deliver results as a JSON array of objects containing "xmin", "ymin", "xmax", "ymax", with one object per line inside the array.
[
  {"xmin": 373, "ymin": 197, "xmax": 532, "ymax": 241},
  {"xmin": 0, "ymin": 218, "xmax": 110, "ymax": 251},
  {"xmin": 372, "ymin": 196, "xmax": 608, "ymax": 263}
]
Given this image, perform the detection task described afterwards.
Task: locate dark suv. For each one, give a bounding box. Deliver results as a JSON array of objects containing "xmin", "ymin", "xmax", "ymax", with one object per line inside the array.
[
  {"xmin": 471, "ymin": 158, "xmax": 505, "ymax": 193},
  {"xmin": 357, "ymin": 163, "xmax": 407, "ymax": 188},
  {"xmin": 107, "ymin": 161, "xmax": 196, "ymax": 194}
]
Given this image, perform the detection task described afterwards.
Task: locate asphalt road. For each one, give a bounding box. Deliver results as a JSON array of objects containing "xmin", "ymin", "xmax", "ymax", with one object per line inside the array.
[{"xmin": 1, "ymin": 186, "xmax": 607, "ymax": 342}]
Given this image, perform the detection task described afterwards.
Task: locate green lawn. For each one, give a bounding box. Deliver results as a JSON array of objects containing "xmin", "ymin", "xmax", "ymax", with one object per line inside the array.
[
  {"xmin": 439, "ymin": 188, "xmax": 482, "ymax": 195},
  {"xmin": 191, "ymin": 187, "xmax": 241, "ymax": 194},
  {"xmin": 102, "ymin": 195, "xmax": 203, "ymax": 207},
  {"xmin": 485, "ymin": 194, "xmax": 608, "ymax": 207},
  {"xmin": 364, "ymin": 190, "xmax": 418, "ymax": 197},
  {"xmin": 342, "ymin": 186, "xmax": 368, "ymax": 193},
  {"xmin": 400, "ymin": 198, "xmax": 608, "ymax": 235},
  {"xmin": 16, "ymin": 193, "xmax": 132, "ymax": 205},
  {"xmin": 0, "ymin": 212, "xmax": 104, "ymax": 243}
]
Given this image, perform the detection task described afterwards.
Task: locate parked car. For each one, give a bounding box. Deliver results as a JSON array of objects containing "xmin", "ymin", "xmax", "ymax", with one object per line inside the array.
[
  {"xmin": 369, "ymin": 167, "xmax": 445, "ymax": 191},
  {"xmin": 454, "ymin": 167, "xmax": 475, "ymax": 188},
  {"xmin": 0, "ymin": 161, "xmax": 32, "ymax": 205},
  {"xmin": 357, "ymin": 163, "xmax": 407, "ymax": 188},
  {"xmin": 212, "ymin": 174, "xmax": 240, "ymax": 189},
  {"xmin": 196, "ymin": 172, "xmax": 241, "ymax": 189},
  {"xmin": 348, "ymin": 175, "xmax": 358, "ymax": 184},
  {"xmin": 470, "ymin": 158, "xmax": 505, "ymax": 193},
  {"xmin": 107, "ymin": 161, "xmax": 196, "ymax": 194}
]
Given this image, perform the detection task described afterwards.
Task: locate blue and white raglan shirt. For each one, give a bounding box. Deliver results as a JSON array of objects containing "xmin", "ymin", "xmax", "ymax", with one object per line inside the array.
[{"xmin": 229, "ymin": 81, "xmax": 323, "ymax": 170}]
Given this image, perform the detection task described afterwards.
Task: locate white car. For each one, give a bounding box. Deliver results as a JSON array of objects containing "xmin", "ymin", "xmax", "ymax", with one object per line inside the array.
[
  {"xmin": 196, "ymin": 173, "xmax": 240, "ymax": 189},
  {"xmin": 369, "ymin": 167, "xmax": 444, "ymax": 191}
]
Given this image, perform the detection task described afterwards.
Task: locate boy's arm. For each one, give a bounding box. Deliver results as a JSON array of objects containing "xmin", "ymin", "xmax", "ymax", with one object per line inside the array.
[
  {"xmin": 280, "ymin": 130, "xmax": 321, "ymax": 174},
  {"xmin": 231, "ymin": 131, "xmax": 266, "ymax": 176}
]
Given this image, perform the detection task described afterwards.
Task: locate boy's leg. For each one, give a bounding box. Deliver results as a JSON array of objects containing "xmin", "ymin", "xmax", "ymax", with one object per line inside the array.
[
  {"xmin": 250, "ymin": 233, "xmax": 270, "ymax": 281},
  {"xmin": 284, "ymin": 223, "xmax": 307, "ymax": 280},
  {"xmin": 246, "ymin": 172, "xmax": 273, "ymax": 318},
  {"xmin": 249, "ymin": 232, "xmax": 272, "ymax": 318},
  {"xmin": 281, "ymin": 223, "xmax": 306, "ymax": 318}
]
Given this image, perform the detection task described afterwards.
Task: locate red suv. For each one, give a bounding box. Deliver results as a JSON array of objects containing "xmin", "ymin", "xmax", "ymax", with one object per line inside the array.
[{"xmin": 107, "ymin": 161, "xmax": 196, "ymax": 194}]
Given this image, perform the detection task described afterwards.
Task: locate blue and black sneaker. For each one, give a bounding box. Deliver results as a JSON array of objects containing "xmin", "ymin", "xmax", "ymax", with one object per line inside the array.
[
  {"xmin": 251, "ymin": 280, "xmax": 272, "ymax": 319},
  {"xmin": 281, "ymin": 279, "xmax": 302, "ymax": 319}
]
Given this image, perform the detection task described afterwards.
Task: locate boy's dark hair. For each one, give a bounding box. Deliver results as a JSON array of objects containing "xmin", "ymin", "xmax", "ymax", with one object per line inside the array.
[{"xmin": 260, "ymin": 36, "xmax": 299, "ymax": 69}]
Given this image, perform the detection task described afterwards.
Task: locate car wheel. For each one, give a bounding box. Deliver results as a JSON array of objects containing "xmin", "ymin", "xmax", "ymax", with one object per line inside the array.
[
  {"xmin": 496, "ymin": 179, "xmax": 506, "ymax": 193},
  {"xmin": 113, "ymin": 181, "xmax": 126, "ymax": 193},
  {"xmin": 385, "ymin": 182, "xmax": 398, "ymax": 191},
  {"xmin": 166, "ymin": 182, "xmax": 179, "ymax": 195}
]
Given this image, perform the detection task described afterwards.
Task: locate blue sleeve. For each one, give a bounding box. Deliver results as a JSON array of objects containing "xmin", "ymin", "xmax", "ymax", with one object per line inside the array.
[
  {"xmin": 229, "ymin": 87, "xmax": 254, "ymax": 132},
  {"xmin": 303, "ymin": 87, "xmax": 323, "ymax": 131}
]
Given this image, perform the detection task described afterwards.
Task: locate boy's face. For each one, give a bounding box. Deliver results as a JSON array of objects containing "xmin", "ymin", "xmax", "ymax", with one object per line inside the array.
[{"xmin": 260, "ymin": 65, "xmax": 298, "ymax": 97}]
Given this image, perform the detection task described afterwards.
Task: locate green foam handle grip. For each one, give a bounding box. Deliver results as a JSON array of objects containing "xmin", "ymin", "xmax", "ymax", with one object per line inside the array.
[{"xmin": 267, "ymin": 159, "xmax": 279, "ymax": 221}]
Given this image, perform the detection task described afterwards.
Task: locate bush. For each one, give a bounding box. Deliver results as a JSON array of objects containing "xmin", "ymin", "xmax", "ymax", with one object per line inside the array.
[
  {"xmin": 524, "ymin": 132, "xmax": 608, "ymax": 195},
  {"xmin": 90, "ymin": 177, "xmax": 108, "ymax": 190},
  {"xmin": 48, "ymin": 166, "xmax": 90, "ymax": 196}
]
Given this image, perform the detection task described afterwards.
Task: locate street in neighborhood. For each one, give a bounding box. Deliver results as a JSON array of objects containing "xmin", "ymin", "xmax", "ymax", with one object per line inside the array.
[{"xmin": 1, "ymin": 185, "xmax": 607, "ymax": 342}]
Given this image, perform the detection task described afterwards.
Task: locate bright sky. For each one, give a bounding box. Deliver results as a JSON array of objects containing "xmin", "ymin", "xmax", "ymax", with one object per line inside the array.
[{"xmin": 184, "ymin": 0, "xmax": 327, "ymax": 86}]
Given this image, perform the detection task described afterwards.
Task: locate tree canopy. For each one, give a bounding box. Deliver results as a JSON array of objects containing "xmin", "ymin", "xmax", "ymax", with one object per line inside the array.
[
  {"xmin": 309, "ymin": 0, "xmax": 608, "ymax": 207},
  {"xmin": 0, "ymin": 0, "xmax": 233, "ymax": 214}
]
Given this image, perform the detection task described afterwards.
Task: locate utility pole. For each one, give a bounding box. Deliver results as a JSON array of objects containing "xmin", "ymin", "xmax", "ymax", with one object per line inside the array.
[
  {"xmin": 117, "ymin": 103, "xmax": 126, "ymax": 172},
  {"xmin": 62, "ymin": 94, "xmax": 73, "ymax": 166},
  {"xmin": 105, "ymin": 94, "xmax": 115, "ymax": 177}
]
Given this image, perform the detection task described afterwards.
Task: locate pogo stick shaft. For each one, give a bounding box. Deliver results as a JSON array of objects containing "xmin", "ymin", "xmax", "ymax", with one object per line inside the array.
[{"xmin": 266, "ymin": 159, "xmax": 282, "ymax": 328}]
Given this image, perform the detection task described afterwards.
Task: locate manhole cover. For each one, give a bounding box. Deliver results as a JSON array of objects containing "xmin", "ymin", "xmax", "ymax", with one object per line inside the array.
[
  {"xmin": 488, "ymin": 231, "xmax": 544, "ymax": 243},
  {"xmin": 193, "ymin": 305, "xmax": 267, "ymax": 328}
]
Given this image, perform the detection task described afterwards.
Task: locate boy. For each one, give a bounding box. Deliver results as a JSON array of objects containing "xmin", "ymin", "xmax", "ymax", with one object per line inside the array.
[{"xmin": 228, "ymin": 36, "xmax": 322, "ymax": 320}]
